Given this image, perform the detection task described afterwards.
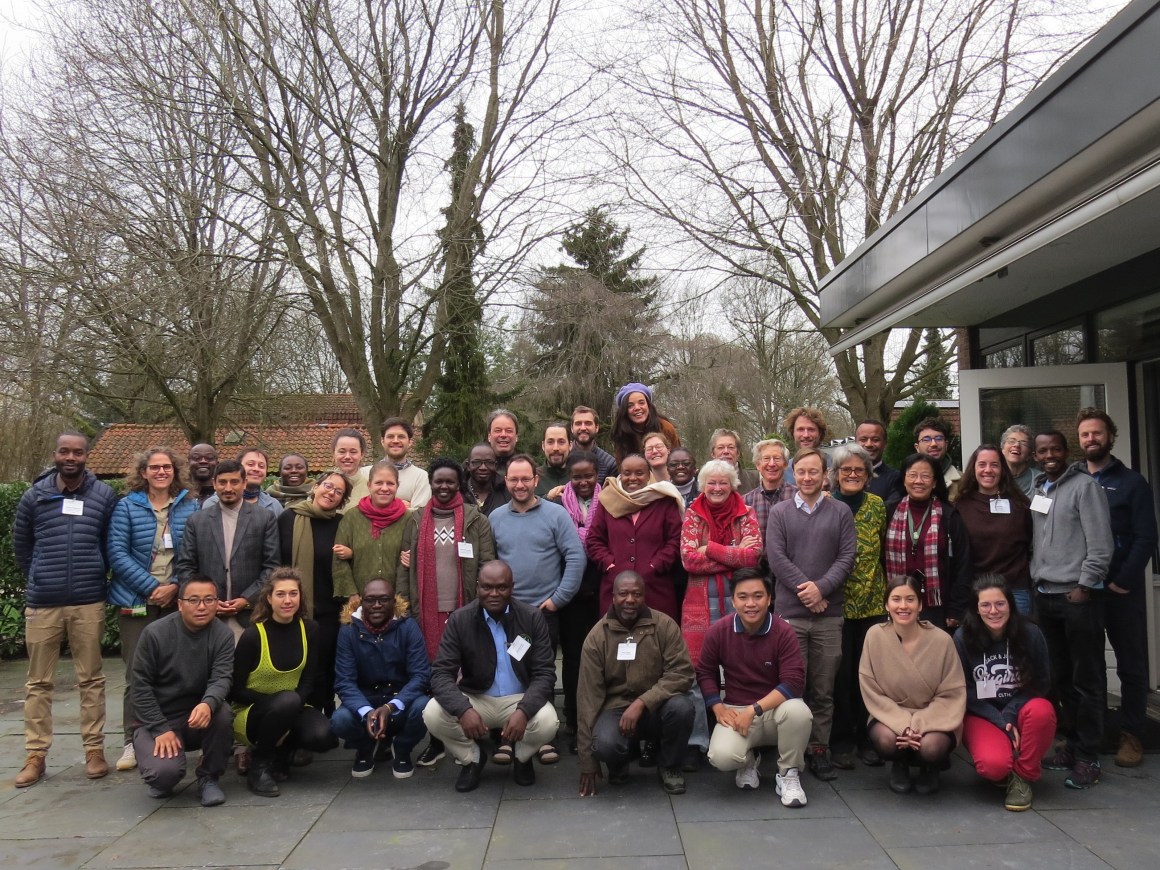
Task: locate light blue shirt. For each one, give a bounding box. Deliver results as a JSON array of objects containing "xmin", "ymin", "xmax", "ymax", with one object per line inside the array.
[
  {"xmin": 793, "ymin": 491, "xmax": 820, "ymax": 515},
  {"xmin": 484, "ymin": 608, "xmax": 525, "ymax": 697}
]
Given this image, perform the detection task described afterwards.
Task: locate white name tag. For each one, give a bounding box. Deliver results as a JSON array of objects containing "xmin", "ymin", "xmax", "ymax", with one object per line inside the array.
[
  {"xmin": 1030, "ymin": 494, "xmax": 1052, "ymax": 514},
  {"xmin": 976, "ymin": 679, "xmax": 999, "ymax": 699},
  {"xmin": 457, "ymin": 541, "xmax": 474, "ymax": 559},
  {"xmin": 61, "ymin": 499, "xmax": 84, "ymax": 516},
  {"xmin": 617, "ymin": 641, "xmax": 637, "ymax": 661},
  {"xmin": 507, "ymin": 635, "xmax": 530, "ymax": 661},
  {"xmin": 162, "ymin": 533, "xmax": 173, "ymax": 550},
  {"xmin": 989, "ymin": 498, "xmax": 1011, "ymax": 514}
]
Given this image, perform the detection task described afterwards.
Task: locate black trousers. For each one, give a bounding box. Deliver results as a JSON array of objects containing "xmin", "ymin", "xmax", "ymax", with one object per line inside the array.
[
  {"xmin": 1037, "ymin": 591, "xmax": 1106, "ymax": 761},
  {"xmin": 592, "ymin": 694, "xmax": 695, "ymax": 771}
]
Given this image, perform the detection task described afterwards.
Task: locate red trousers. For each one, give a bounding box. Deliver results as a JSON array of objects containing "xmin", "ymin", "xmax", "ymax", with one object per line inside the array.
[{"xmin": 962, "ymin": 697, "xmax": 1056, "ymax": 783}]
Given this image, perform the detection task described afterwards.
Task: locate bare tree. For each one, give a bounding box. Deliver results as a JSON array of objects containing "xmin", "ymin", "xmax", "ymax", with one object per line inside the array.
[
  {"xmin": 139, "ymin": 0, "xmax": 588, "ymax": 438},
  {"xmin": 610, "ymin": 0, "xmax": 1105, "ymax": 421}
]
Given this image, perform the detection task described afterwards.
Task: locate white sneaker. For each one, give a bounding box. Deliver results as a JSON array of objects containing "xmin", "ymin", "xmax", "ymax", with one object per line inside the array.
[
  {"xmin": 116, "ymin": 743, "xmax": 137, "ymax": 772},
  {"xmin": 735, "ymin": 751, "xmax": 761, "ymax": 790},
  {"xmin": 776, "ymin": 767, "xmax": 807, "ymax": 807}
]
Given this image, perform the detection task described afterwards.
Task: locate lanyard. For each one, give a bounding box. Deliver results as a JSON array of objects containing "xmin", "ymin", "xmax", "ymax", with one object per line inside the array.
[{"xmin": 907, "ymin": 501, "xmax": 932, "ymax": 552}]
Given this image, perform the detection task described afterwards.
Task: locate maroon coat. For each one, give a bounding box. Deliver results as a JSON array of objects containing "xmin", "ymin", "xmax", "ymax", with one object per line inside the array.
[{"xmin": 586, "ymin": 497, "xmax": 683, "ymax": 621}]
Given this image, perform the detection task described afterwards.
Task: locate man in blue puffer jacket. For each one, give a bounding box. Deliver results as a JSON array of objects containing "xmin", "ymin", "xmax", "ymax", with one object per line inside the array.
[{"xmin": 12, "ymin": 432, "xmax": 118, "ymax": 787}]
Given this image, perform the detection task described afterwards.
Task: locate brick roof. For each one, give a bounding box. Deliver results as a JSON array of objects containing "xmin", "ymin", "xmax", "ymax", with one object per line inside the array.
[{"xmin": 88, "ymin": 422, "xmax": 373, "ymax": 478}]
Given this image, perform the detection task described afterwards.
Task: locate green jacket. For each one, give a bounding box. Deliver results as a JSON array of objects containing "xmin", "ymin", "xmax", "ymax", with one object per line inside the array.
[
  {"xmin": 397, "ymin": 504, "xmax": 496, "ymax": 607},
  {"xmin": 332, "ymin": 508, "xmax": 410, "ymax": 598},
  {"xmin": 576, "ymin": 607, "xmax": 694, "ymax": 774}
]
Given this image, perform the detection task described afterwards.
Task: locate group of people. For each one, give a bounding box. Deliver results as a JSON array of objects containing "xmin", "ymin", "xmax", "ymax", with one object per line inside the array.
[{"xmin": 11, "ymin": 383, "xmax": 1155, "ymax": 816}]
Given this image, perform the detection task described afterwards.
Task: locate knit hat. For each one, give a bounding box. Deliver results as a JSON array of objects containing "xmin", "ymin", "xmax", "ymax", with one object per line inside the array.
[{"xmin": 615, "ymin": 382, "xmax": 653, "ymax": 408}]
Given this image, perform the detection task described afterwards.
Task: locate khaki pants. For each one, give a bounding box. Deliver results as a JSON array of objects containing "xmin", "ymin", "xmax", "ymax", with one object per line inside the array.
[
  {"xmin": 707, "ymin": 697, "xmax": 812, "ymax": 775},
  {"xmin": 423, "ymin": 694, "xmax": 558, "ymax": 764},
  {"xmin": 786, "ymin": 615, "xmax": 843, "ymax": 747},
  {"xmin": 24, "ymin": 602, "xmax": 107, "ymax": 753}
]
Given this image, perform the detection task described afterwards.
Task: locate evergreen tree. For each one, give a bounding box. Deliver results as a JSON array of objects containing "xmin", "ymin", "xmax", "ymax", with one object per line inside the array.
[
  {"xmin": 546, "ymin": 207, "xmax": 659, "ymax": 305},
  {"xmin": 884, "ymin": 398, "xmax": 942, "ymax": 468},
  {"xmin": 915, "ymin": 328, "xmax": 953, "ymax": 400},
  {"xmin": 425, "ymin": 103, "xmax": 503, "ymax": 456}
]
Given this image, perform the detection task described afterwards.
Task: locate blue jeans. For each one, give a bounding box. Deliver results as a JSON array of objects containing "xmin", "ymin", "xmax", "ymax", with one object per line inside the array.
[{"xmin": 330, "ymin": 695, "xmax": 430, "ymax": 756}]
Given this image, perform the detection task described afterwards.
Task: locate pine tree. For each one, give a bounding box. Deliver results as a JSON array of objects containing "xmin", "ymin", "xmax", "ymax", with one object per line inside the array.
[{"xmin": 915, "ymin": 328, "xmax": 953, "ymax": 400}]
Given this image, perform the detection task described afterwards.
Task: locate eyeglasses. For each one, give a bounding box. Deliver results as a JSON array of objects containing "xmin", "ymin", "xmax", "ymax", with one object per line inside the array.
[
  {"xmin": 758, "ymin": 456, "xmax": 787, "ymax": 465},
  {"xmin": 361, "ymin": 595, "xmax": 393, "ymax": 607},
  {"xmin": 505, "ymin": 477, "xmax": 535, "ymax": 486},
  {"xmin": 979, "ymin": 601, "xmax": 1009, "ymax": 612},
  {"xmin": 317, "ymin": 481, "xmax": 346, "ymax": 494},
  {"xmin": 179, "ymin": 596, "xmax": 218, "ymax": 607},
  {"xmin": 147, "ymin": 464, "xmax": 174, "ymax": 473},
  {"xmin": 1004, "ymin": 440, "xmax": 1030, "ymax": 448},
  {"xmin": 904, "ymin": 473, "xmax": 935, "ymax": 483},
  {"xmin": 468, "ymin": 459, "xmax": 497, "ymax": 468},
  {"xmin": 668, "ymin": 459, "xmax": 695, "ymax": 468},
  {"xmin": 919, "ymin": 435, "xmax": 946, "ymax": 445},
  {"xmin": 839, "ymin": 467, "xmax": 867, "ymax": 477}
]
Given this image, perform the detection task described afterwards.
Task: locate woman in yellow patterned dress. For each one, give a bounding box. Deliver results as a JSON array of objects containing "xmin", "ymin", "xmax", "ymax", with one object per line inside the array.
[{"xmin": 826, "ymin": 444, "xmax": 888, "ymax": 770}]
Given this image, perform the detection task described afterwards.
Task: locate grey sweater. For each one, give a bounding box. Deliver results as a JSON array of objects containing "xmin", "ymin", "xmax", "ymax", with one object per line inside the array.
[
  {"xmin": 766, "ymin": 496, "xmax": 857, "ymax": 619},
  {"xmin": 130, "ymin": 612, "xmax": 234, "ymax": 736},
  {"xmin": 489, "ymin": 498, "xmax": 584, "ymax": 609},
  {"xmin": 1029, "ymin": 464, "xmax": 1113, "ymax": 592}
]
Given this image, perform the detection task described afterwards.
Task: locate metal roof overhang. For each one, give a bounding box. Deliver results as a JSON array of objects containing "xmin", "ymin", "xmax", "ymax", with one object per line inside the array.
[{"xmin": 819, "ymin": 0, "xmax": 1160, "ymax": 355}]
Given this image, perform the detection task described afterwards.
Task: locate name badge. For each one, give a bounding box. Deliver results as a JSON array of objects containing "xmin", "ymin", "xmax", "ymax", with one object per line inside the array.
[
  {"xmin": 976, "ymin": 679, "xmax": 999, "ymax": 699},
  {"xmin": 989, "ymin": 498, "xmax": 1011, "ymax": 514},
  {"xmin": 617, "ymin": 641, "xmax": 637, "ymax": 661},
  {"xmin": 162, "ymin": 533, "xmax": 174, "ymax": 550},
  {"xmin": 507, "ymin": 635, "xmax": 530, "ymax": 661},
  {"xmin": 457, "ymin": 541, "xmax": 474, "ymax": 559},
  {"xmin": 61, "ymin": 499, "xmax": 84, "ymax": 516},
  {"xmin": 1030, "ymin": 494, "xmax": 1052, "ymax": 514}
]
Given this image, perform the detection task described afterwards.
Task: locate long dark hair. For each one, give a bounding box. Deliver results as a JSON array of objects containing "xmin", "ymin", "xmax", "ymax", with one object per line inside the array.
[
  {"xmin": 958, "ymin": 573, "xmax": 1037, "ymax": 689},
  {"xmin": 612, "ymin": 392, "xmax": 663, "ymax": 461},
  {"xmin": 251, "ymin": 566, "xmax": 305, "ymax": 624},
  {"xmin": 956, "ymin": 444, "xmax": 1029, "ymax": 505}
]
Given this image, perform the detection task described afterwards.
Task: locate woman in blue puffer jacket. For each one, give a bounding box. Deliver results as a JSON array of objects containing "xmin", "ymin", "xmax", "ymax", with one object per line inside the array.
[{"xmin": 107, "ymin": 446, "xmax": 198, "ymax": 772}]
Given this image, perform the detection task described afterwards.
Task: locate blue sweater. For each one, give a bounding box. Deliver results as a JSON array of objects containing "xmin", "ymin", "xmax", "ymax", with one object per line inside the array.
[
  {"xmin": 13, "ymin": 470, "xmax": 117, "ymax": 607},
  {"xmin": 489, "ymin": 498, "xmax": 585, "ymax": 609},
  {"xmin": 107, "ymin": 490, "xmax": 198, "ymax": 607}
]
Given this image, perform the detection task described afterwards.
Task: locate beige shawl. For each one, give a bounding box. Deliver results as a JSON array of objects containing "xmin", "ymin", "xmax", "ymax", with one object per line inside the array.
[{"xmin": 598, "ymin": 475, "xmax": 685, "ymax": 519}]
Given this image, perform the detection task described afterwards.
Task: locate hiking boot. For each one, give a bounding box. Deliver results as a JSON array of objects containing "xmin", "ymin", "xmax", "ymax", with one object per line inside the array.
[
  {"xmin": 660, "ymin": 767, "xmax": 686, "ymax": 795},
  {"xmin": 1114, "ymin": 732, "xmax": 1144, "ymax": 768},
  {"xmin": 15, "ymin": 753, "xmax": 46, "ymax": 788},
  {"xmin": 1005, "ymin": 772, "xmax": 1033, "ymax": 811},
  {"xmin": 735, "ymin": 751, "xmax": 761, "ymax": 790},
  {"xmin": 85, "ymin": 749, "xmax": 109, "ymax": 780},
  {"xmin": 1065, "ymin": 758, "xmax": 1101, "ymax": 789},
  {"xmin": 808, "ymin": 745, "xmax": 838, "ymax": 781},
  {"xmin": 247, "ymin": 762, "xmax": 280, "ymax": 797},
  {"xmin": 116, "ymin": 743, "xmax": 137, "ymax": 771},
  {"xmin": 1043, "ymin": 745, "xmax": 1074, "ymax": 771},
  {"xmin": 776, "ymin": 767, "xmax": 808, "ymax": 807}
]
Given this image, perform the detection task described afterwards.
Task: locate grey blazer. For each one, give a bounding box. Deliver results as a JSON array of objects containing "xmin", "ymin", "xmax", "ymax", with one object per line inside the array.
[{"xmin": 175, "ymin": 502, "xmax": 280, "ymax": 603}]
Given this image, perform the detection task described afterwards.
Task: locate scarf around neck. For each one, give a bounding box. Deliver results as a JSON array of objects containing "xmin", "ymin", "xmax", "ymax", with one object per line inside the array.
[
  {"xmin": 598, "ymin": 475, "xmax": 684, "ymax": 519},
  {"xmin": 689, "ymin": 490, "xmax": 747, "ymax": 545},
  {"xmin": 416, "ymin": 493, "xmax": 466, "ymax": 659},
  {"xmin": 885, "ymin": 496, "xmax": 944, "ymax": 607},
  {"xmin": 562, "ymin": 481, "xmax": 601, "ymax": 543},
  {"xmin": 287, "ymin": 496, "xmax": 342, "ymax": 619},
  {"xmin": 357, "ymin": 496, "xmax": 407, "ymax": 539},
  {"xmin": 266, "ymin": 479, "xmax": 315, "ymax": 506}
]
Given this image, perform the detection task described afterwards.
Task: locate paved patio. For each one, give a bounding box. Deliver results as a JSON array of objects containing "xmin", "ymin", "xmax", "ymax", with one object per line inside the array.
[{"xmin": 1, "ymin": 657, "xmax": 1157, "ymax": 869}]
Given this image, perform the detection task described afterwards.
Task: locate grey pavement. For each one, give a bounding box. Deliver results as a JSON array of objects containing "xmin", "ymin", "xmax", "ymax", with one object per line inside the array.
[{"xmin": 1, "ymin": 656, "xmax": 1157, "ymax": 869}]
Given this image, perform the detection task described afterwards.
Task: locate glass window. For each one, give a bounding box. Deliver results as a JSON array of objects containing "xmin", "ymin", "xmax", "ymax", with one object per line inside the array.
[
  {"xmin": 978, "ymin": 384, "xmax": 1104, "ymax": 458},
  {"xmin": 984, "ymin": 344, "xmax": 1024, "ymax": 369},
  {"xmin": 1096, "ymin": 294, "xmax": 1160, "ymax": 362},
  {"xmin": 1032, "ymin": 325, "xmax": 1086, "ymax": 366}
]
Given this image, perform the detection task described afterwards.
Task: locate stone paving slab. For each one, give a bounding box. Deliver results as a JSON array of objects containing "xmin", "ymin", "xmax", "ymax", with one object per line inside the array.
[
  {"xmin": 0, "ymin": 837, "xmax": 117, "ymax": 870},
  {"xmin": 1039, "ymin": 806, "xmax": 1160, "ymax": 870},
  {"xmin": 484, "ymin": 859, "xmax": 689, "ymax": 870},
  {"xmin": 887, "ymin": 840, "xmax": 1115, "ymax": 870},
  {"xmin": 680, "ymin": 817, "xmax": 896, "ymax": 869},
  {"xmin": 283, "ymin": 828, "xmax": 492, "ymax": 870}
]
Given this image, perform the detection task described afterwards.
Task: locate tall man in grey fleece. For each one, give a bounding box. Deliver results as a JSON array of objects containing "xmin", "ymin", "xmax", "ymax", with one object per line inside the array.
[
  {"xmin": 1030, "ymin": 430, "xmax": 1112, "ymax": 789},
  {"xmin": 765, "ymin": 448, "xmax": 856, "ymax": 783}
]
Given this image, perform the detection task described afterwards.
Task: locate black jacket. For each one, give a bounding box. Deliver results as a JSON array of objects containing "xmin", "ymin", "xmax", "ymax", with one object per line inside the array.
[{"xmin": 429, "ymin": 598, "xmax": 556, "ymax": 721}]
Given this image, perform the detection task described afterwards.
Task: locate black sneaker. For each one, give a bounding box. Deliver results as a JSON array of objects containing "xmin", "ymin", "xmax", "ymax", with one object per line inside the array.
[
  {"xmin": 1064, "ymin": 758, "xmax": 1101, "ymax": 790},
  {"xmin": 808, "ymin": 746, "xmax": 838, "ymax": 781},
  {"xmin": 392, "ymin": 753, "xmax": 415, "ymax": 779},
  {"xmin": 416, "ymin": 738, "xmax": 445, "ymax": 767},
  {"xmin": 352, "ymin": 746, "xmax": 375, "ymax": 778}
]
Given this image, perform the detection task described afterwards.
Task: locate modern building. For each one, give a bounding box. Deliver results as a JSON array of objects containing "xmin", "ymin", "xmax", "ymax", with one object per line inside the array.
[{"xmin": 820, "ymin": 0, "xmax": 1160, "ymax": 690}]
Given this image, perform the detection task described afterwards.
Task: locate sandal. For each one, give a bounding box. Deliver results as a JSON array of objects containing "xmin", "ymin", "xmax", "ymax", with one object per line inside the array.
[
  {"xmin": 538, "ymin": 743, "xmax": 560, "ymax": 765},
  {"xmin": 492, "ymin": 740, "xmax": 514, "ymax": 765}
]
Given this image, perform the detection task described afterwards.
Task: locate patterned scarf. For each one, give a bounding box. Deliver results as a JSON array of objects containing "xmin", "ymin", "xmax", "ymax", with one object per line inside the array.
[
  {"xmin": 416, "ymin": 493, "xmax": 465, "ymax": 660},
  {"xmin": 885, "ymin": 496, "xmax": 943, "ymax": 607},
  {"xmin": 357, "ymin": 496, "xmax": 407, "ymax": 539},
  {"xmin": 561, "ymin": 481, "xmax": 600, "ymax": 544}
]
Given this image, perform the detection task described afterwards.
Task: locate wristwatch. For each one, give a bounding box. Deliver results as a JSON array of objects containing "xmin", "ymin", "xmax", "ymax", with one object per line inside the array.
[{"xmin": 752, "ymin": 703, "xmax": 764, "ymax": 717}]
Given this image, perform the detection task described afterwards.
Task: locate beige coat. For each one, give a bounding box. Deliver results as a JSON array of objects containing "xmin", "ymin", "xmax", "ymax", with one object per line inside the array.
[{"xmin": 858, "ymin": 621, "xmax": 966, "ymax": 740}]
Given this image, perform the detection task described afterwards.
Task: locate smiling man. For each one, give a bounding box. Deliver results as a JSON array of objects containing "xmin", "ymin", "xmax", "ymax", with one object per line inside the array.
[
  {"xmin": 373, "ymin": 417, "xmax": 431, "ymax": 509},
  {"xmin": 856, "ymin": 419, "xmax": 902, "ymax": 502},
  {"xmin": 914, "ymin": 417, "xmax": 961, "ymax": 499},
  {"xmin": 570, "ymin": 406, "xmax": 618, "ymax": 484},
  {"xmin": 486, "ymin": 409, "xmax": 520, "ymax": 479},
  {"xmin": 696, "ymin": 568, "xmax": 812, "ymax": 807},
  {"xmin": 536, "ymin": 422, "xmax": 572, "ymax": 496},
  {"xmin": 1030, "ymin": 430, "xmax": 1112, "ymax": 790}
]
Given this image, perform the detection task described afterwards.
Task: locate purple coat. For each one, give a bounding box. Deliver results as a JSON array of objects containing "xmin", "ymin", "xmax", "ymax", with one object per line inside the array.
[{"xmin": 585, "ymin": 497, "xmax": 683, "ymax": 621}]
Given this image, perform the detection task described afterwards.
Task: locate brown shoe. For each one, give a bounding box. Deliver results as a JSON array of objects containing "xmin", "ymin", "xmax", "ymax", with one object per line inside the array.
[
  {"xmin": 15, "ymin": 753, "xmax": 46, "ymax": 788},
  {"xmin": 85, "ymin": 749, "xmax": 109, "ymax": 779},
  {"xmin": 1114, "ymin": 732, "xmax": 1144, "ymax": 768}
]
